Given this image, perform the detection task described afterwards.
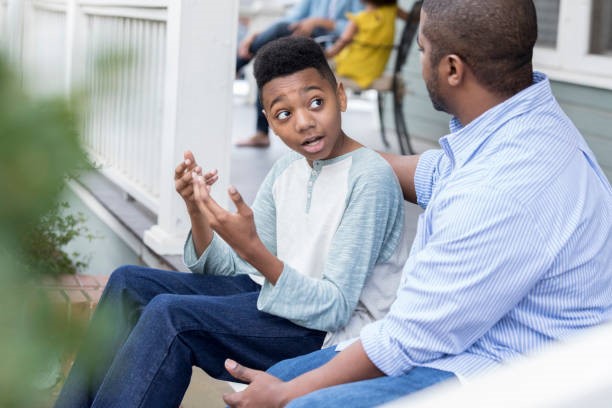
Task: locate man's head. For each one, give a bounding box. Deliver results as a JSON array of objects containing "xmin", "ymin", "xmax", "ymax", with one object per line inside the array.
[
  {"xmin": 253, "ymin": 37, "xmax": 350, "ymax": 165},
  {"xmin": 420, "ymin": 0, "xmax": 537, "ymax": 111}
]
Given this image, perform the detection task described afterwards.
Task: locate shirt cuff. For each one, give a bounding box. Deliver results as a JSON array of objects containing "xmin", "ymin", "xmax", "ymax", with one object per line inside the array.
[
  {"xmin": 182, "ymin": 231, "xmax": 217, "ymax": 273},
  {"xmin": 256, "ymin": 262, "xmax": 296, "ymax": 313},
  {"xmin": 360, "ymin": 320, "xmax": 412, "ymax": 376},
  {"xmin": 414, "ymin": 149, "xmax": 444, "ymax": 209}
]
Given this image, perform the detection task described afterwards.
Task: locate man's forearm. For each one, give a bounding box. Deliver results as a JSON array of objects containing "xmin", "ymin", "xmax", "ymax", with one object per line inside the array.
[
  {"xmin": 378, "ymin": 152, "xmax": 420, "ymax": 203},
  {"xmin": 281, "ymin": 341, "xmax": 384, "ymax": 404}
]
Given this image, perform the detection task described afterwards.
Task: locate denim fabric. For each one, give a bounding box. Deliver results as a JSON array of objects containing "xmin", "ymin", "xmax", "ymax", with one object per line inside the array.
[
  {"xmin": 235, "ymin": 21, "xmax": 333, "ymax": 134},
  {"xmin": 267, "ymin": 347, "xmax": 457, "ymax": 408},
  {"xmin": 55, "ymin": 265, "xmax": 325, "ymax": 408}
]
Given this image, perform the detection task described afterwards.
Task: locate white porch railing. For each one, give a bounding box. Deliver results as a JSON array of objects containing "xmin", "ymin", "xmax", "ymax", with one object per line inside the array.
[{"xmin": 3, "ymin": 0, "xmax": 238, "ymax": 255}]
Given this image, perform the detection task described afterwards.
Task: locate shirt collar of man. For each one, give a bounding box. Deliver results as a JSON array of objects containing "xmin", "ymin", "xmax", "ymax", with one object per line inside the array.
[{"xmin": 439, "ymin": 71, "xmax": 551, "ymax": 170}]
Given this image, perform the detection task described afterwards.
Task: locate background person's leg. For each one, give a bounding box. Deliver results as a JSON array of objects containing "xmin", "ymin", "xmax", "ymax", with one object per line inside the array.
[
  {"xmin": 54, "ymin": 265, "xmax": 258, "ymax": 408},
  {"xmin": 90, "ymin": 291, "xmax": 326, "ymax": 408},
  {"xmin": 236, "ymin": 22, "xmax": 293, "ymax": 73},
  {"xmin": 287, "ymin": 367, "xmax": 457, "ymax": 408}
]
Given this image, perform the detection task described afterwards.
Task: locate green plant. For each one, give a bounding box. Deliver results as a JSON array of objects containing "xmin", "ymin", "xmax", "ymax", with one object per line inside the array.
[
  {"xmin": 21, "ymin": 201, "xmax": 96, "ymax": 277},
  {"xmin": 0, "ymin": 52, "xmax": 91, "ymax": 407}
]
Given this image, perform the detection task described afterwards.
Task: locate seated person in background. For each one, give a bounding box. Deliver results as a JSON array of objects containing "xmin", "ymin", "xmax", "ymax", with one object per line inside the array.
[
  {"xmin": 222, "ymin": 0, "xmax": 612, "ymax": 407},
  {"xmin": 54, "ymin": 36, "xmax": 408, "ymax": 408},
  {"xmin": 235, "ymin": 0, "xmax": 364, "ymax": 148},
  {"xmin": 325, "ymin": 0, "xmax": 407, "ymax": 89}
]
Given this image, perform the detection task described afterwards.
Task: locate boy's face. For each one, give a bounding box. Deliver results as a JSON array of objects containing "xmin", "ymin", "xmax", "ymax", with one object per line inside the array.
[{"xmin": 261, "ymin": 67, "xmax": 347, "ymax": 165}]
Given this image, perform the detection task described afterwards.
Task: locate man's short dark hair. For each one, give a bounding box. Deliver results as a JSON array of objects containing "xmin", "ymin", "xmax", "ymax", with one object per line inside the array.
[
  {"xmin": 422, "ymin": 0, "xmax": 537, "ymax": 97},
  {"xmin": 253, "ymin": 36, "xmax": 337, "ymax": 93}
]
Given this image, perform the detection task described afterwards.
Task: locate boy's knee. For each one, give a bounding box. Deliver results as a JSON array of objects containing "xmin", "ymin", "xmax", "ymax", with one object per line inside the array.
[
  {"xmin": 141, "ymin": 293, "xmax": 182, "ymax": 323},
  {"xmin": 107, "ymin": 264, "xmax": 147, "ymax": 291}
]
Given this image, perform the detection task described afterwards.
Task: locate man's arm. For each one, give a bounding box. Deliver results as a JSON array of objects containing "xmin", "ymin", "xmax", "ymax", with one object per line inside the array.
[
  {"xmin": 223, "ymin": 340, "xmax": 382, "ymax": 407},
  {"xmin": 290, "ymin": 17, "xmax": 336, "ymax": 37},
  {"xmin": 378, "ymin": 152, "xmax": 420, "ymax": 203}
]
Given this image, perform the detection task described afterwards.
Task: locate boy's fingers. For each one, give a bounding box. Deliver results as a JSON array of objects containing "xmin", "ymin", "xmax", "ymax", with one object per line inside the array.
[
  {"xmin": 183, "ymin": 150, "xmax": 195, "ymax": 164},
  {"xmin": 193, "ymin": 175, "xmax": 225, "ymax": 219},
  {"xmin": 228, "ymin": 186, "xmax": 250, "ymax": 216}
]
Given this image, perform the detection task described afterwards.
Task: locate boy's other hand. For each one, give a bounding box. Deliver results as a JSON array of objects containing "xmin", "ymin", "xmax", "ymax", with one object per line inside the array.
[{"xmin": 192, "ymin": 178, "xmax": 259, "ymax": 260}]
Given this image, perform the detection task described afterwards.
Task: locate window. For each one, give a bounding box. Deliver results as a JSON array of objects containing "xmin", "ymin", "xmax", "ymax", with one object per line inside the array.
[
  {"xmin": 532, "ymin": 0, "xmax": 612, "ymax": 90},
  {"xmin": 534, "ymin": 0, "xmax": 559, "ymax": 48},
  {"xmin": 590, "ymin": 0, "xmax": 612, "ymax": 55}
]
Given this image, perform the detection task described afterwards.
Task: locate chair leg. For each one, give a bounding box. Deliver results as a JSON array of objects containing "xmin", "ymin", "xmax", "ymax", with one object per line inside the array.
[
  {"xmin": 377, "ymin": 92, "xmax": 390, "ymax": 149},
  {"xmin": 393, "ymin": 91, "xmax": 414, "ymax": 155}
]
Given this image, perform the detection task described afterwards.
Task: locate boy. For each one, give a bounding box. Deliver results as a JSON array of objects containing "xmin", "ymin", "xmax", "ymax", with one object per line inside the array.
[
  {"xmin": 235, "ymin": 0, "xmax": 364, "ymax": 147},
  {"xmin": 55, "ymin": 36, "xmax": 408, "ymax": 407}
]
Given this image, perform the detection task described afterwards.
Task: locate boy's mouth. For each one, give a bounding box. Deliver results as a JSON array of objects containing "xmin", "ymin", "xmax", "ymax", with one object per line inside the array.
[{"xmin": 302, "ymin": 135, "xmax": 323, "ymax": 146}]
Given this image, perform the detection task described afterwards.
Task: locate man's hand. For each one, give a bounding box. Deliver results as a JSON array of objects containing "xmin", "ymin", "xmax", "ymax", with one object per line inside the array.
[
  {"xmin": 174, "ymin": 150, "xmax": 217, "ymax": 215},
  {"xmin": 238, "ymin": 33, "xmax": 258, "ymax": 59},
  {"xmin": 289, "ymin": 18, "xmax": 321, "ymax": 37},
  {"xmin": 223, "ymin": 359, "xmax": 288, "ymax": 408}
]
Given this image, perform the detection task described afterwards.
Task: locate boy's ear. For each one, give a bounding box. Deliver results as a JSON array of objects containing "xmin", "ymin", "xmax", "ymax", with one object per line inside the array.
[{"xmin": 337, "ymin": 82, "xmax": 347, "ymax": 112}]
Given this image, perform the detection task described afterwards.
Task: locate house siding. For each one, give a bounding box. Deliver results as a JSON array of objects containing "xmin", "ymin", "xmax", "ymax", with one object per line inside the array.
[{"xmin": 397, "ymin": 45, "xmax": 612, "ymax": 181}]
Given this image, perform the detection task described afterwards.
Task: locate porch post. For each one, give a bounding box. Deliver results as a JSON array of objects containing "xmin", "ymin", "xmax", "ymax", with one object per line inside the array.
[{"xmin": 144, "ymin": 0, "xmax": 237, "ymax": 255}]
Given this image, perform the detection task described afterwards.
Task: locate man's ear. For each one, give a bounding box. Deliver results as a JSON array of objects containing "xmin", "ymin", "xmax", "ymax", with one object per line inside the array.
[
  {"xmin": 337, "ymin": 81, "xmax": 347, "ymax": 112},
  {"xmin": 443, "ymin": 54, "xmax": 465, "ymax": 87}
]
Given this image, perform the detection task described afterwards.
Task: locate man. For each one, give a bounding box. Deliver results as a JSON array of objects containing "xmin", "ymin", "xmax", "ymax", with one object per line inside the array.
[
  {"xmin": 222, "ymin": 0, "xmax": 612, "ymax": 406},
  {"xmin": 235, "ymin": 0, "xmax": 363, "ymax": 148}
]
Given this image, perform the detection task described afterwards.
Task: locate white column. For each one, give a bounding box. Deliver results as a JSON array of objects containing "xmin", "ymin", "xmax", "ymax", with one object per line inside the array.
[
  {"xmin": 144, "ymin": 0, "xmax": 238, "ymax": 255},
  {"xmin": 5, "ymin": 0, "xmax": 24, "ymax": 66}
]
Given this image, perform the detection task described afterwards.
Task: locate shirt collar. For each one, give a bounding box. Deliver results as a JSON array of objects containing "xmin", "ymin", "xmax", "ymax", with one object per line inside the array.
[{"xmin": 439, "ymin": 71, "xmax": 553, "ymax": 169}]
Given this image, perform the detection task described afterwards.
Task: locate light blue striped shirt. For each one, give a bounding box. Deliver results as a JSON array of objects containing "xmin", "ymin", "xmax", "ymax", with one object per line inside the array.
[{"xmin": 360, "ymin": 72, "xmax": 612, "ymax": 380}]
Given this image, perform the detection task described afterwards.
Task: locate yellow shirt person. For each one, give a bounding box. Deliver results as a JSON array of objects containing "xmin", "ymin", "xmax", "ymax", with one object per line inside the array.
[{"xmin": 326, "ymin": 2, "xmax": 400, "ymax": 88}]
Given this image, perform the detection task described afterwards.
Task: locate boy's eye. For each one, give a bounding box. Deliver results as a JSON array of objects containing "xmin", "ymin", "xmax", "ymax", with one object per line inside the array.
[
  {"xmin": 276, "ymin": 110, "xmax": 290, "ymax": 120},
  {"xmin": 310, "ymin": 98, "xmax": 323, "ymax": 109}
]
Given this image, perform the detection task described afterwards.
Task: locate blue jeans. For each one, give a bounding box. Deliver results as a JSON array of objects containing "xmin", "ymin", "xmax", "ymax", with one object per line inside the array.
[
  {"xmin": 267, "ymin": 348, "xmax": 458, "ymax": 407},
  {"xmin": 54, "ymin": 265, "xmax": 325, "ymax": 408},
  {"xmin": 235, "ymin": 21, "xmax": 333, "ymax": 134}
]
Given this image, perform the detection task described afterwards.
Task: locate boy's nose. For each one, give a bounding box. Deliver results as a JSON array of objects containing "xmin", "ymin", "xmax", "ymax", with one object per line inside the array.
[{"xmin": 294, "ymin": 109, "xmax": 315, "ymax": 131}]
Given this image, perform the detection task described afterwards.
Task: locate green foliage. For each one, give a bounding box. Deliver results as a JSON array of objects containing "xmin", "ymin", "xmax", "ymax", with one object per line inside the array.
[
  {"xmin": 0, "ymin": 53, "xmax": 91, "ymax": 407},
  {"xmin": 20, "ymin": 201, "xmax": 96, "ymax": 277}
]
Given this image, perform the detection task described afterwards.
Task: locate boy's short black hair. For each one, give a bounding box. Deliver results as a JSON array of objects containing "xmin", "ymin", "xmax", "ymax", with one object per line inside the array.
[{"xmin": 253, "ymin": 36, "xmax": 337, "ymax": 94}]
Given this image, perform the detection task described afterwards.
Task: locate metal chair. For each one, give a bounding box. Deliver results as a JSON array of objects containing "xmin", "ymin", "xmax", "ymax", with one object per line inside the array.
[{"xmin": 335, "ymin": 1, "xmax": 422, "ymax": 154}]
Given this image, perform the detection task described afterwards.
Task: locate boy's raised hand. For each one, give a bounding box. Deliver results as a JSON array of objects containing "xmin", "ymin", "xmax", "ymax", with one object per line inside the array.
[
  {"xmin": 175, "ymin": 150, "xmax": 218, "ymax": 214},
  {"xmin": 192, "ymin": 176, "xmax": 259, "ymax": 261}
]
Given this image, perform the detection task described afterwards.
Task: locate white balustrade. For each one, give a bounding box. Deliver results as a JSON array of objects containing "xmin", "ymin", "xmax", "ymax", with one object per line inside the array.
[{"xmin": 4, "ymin": 0, "xmax": 238, "ymax": 255}]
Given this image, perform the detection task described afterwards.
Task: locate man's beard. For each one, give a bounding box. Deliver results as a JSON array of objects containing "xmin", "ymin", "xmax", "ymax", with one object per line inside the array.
[{"xmin": 426, "ymin": 73, "xmax": 448, "ymax": 113}]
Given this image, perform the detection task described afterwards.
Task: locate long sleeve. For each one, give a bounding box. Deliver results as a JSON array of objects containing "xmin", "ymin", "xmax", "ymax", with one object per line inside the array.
[
  {"xmin": 257, "ymin": 158, "xmax": 404, "ymax": 332},
  {"xmin": 360, "ymin": 187, "xmax": 553, "ymax": 376}
]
